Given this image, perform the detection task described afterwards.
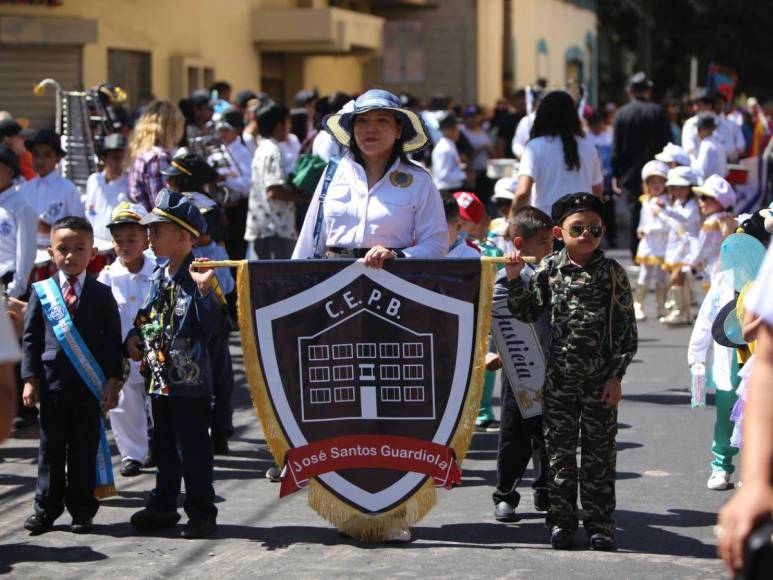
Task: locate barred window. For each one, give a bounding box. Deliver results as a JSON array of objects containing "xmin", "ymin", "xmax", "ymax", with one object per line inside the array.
[
  {"xmin": 309, "ymin": 367, "xmax": 330, "ymax": 383},
  {"xmin": 332, "ymin": 344, "xmax": 354, "ymax": 359},
  {"xmin": 381, "ymin": 386, "xmax": 402, "ymax": 402},
  {"xmin": 310, "ymin": 388, "xmax": 331, "ymax": 404},
  {"xmin": 334, "ymin": 386, "xmax": 356, "ymax": 403},
  {"xmin": 357, "ymin": 343, "xmax": 377, "ymax": 358},
  {"xmin": 308, "ymin": 345, "xmax": 329, "ymax": 361},
  {"xmin": 379, "ymin": 364, "xmax": 401, "ymax": 381},
  {"xmin": 403, "ymin": 364, "xmax": 424, "ymax": 380},
  {"xmin": 379, "ymin": 343, "xmax": 400, "ymax": 358},
  {"xmin": 403, "ymin": 386, "xmax": 425, "ymax": 402},
  {"xmin": 333, "ymin": 365, "xmax": 354, "ymax": 382},
  {"xmin": 402, "ymin": 343, "xmax": 424, "ymax": 358}
]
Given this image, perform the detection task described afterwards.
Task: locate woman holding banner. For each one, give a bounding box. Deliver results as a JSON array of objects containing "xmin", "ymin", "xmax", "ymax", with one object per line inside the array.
[
  {"xmin": 291, "ymin": 89, "xmax": 446, "ymax": 543},
  {"xmin": 292, "ymin": 89, "xmax": 447, "ymax": 265}
]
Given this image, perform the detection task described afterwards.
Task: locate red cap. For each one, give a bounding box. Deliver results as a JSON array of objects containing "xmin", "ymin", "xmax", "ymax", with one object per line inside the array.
[{"xmin": 453, "ymin": 191, "xmax": 484, "ymax": 224}]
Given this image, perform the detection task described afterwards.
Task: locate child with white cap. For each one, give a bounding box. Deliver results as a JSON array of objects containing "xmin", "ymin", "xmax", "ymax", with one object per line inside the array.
[
  {"xmin": 633, "ymin": 160, "xmax": 670, "ymax": 320},
  {"xmin": 690, "ymin": 174, "xmax": 737, "ymax": 288},
  {"xmin": 655, "ymin": 142, "xmax": 691, "ymax": 168},
  {"xmin": 653, "ymin": 166, "xmax": 702, "ymax": 326}
]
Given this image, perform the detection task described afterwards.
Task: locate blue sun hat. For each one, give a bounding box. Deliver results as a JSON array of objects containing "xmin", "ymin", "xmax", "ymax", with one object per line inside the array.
[{"xmin": 322, "ymin": 89, "xmax": 431, "ymax": 154}]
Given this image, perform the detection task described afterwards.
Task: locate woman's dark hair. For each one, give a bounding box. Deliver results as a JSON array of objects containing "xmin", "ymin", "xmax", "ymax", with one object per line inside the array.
[
  {"xmin": 349, "ymin": 111, "xmax": 409, "ymax": 173},
  {"xmin": 529, "ymin": 90, "xmax": 583, "ymax": 172}
]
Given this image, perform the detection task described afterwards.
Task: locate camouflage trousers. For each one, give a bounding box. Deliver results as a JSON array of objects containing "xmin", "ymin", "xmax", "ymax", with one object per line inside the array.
[{"xmin": 543, "ymin": 373, "xmax": 617, "ymax": 535}]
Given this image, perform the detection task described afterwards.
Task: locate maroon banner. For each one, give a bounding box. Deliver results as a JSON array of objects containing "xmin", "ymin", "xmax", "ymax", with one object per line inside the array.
[{"xmin": 280, "ymin": 435, "xmax": 462, "ymax": 498}]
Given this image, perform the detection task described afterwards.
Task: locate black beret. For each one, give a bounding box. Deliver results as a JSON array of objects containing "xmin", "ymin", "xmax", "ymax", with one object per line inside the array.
[{"xmin": 551, "ymin": 192, "xmax": 606, "ymax": 225}]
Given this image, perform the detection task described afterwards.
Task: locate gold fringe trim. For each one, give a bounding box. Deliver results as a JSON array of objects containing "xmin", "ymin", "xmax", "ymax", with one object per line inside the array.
[
  {"xmin": 634, "ymin": 255, "xmax": 664, "ymax": 266},
  {"xmin": 236, "ymin": 262, "xmax": 290, "ymax": 468},
  {"xmin": 94, "ymin": 484, "xmax": 117, "ymax": 499},
  {"xmin": 309, "ymin": 478, "xmax": 437, "ymax": 542},
  {"xmin": 661, "ymin": 261, "xmax": 687, "ymax": 273},
  {"xmin": 235, "ymin": 259, "xmax": 496, "ymax": 541}
]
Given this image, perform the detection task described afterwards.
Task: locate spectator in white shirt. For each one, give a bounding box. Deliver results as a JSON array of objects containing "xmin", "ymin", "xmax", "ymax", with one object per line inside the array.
[
  {"xmin": 692, "ymin": 113, "xmax": 727, "ymax": 182},
  {"xmin": 84, "ymin": 134, "xmax": 129, "ymax": 245},
  {"xmin": 20, "ymin": 129, "xmax": 84, "ymax": 247},
  {"xmin": 513, "ymin": 91, "xmax": 603, "ymax": 216},
  {"xmin": 432, "ymin": 113, "xmax": 467, "ymax": 193},
  {"xmin": 213, "ymin": 109, "xmax": 252, "ymax": 260},
  {"xmin": 0, "ymin": 145, "xmax": 36, "ymax": 298},
  {"xmin": 246, "ymin": 103, "xmax": 307, "ymax": 259}
]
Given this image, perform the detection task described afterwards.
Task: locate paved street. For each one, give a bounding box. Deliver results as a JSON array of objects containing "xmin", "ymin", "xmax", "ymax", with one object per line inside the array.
[{"xmin": 0, "ymin": 253, "xmax": 730, "ymax": 579}]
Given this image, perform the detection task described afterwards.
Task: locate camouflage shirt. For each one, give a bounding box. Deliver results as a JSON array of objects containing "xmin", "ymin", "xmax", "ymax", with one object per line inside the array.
[{"xmin": 505, "ymin": 248, "xmax": 638, "ymax": 382}]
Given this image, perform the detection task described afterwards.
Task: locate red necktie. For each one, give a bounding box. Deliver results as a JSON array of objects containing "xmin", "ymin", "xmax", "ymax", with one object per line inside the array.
[{"xmin": 64, "ymin": 275, "xmax": 79, "ymax": 313}]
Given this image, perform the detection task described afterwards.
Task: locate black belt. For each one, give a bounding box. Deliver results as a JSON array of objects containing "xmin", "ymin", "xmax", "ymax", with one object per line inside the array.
[{"xmin": 325, "ymin": 247, "xmax": 405, "ymax": 258}]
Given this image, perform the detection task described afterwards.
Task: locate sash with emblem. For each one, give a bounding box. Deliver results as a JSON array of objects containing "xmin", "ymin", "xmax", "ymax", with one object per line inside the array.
[{"xmin": 32, "ymin": 278, "xmax": 117, "ymax": 498}]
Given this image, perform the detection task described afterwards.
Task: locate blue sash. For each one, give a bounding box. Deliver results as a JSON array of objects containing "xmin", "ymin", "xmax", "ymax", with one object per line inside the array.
[{"xmin": 33, "ymin": 278, "xmax": 116, "ymax": 498}]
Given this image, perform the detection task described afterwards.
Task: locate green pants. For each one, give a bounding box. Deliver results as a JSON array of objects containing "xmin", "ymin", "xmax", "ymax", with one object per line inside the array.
[
  {"xmin": 711, "ymin": 357, "xmax": 740, "ymax": 473},
  {"xmin": 476, "ymin": 370, "xmax": 496, "ymax": 424}
]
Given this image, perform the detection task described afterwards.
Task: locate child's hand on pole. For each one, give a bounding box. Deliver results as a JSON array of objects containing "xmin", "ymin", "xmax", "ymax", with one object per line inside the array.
[{"xmin": 504, "ymin": 250, "xmax": 525, "ymax": 280}]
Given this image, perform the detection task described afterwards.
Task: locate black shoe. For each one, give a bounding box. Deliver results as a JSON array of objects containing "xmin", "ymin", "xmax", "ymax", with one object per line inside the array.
[
  {"xmin": 494, "ymin": 501, "xmax": 519, "ymax": 522},
  {"xmin": 12, "ymin": 415, "xmax": 37, "ymax": 430},
  {"xmin": 485, "ymin": 420, "xmax": 501, "ymax": 433},
  {"xmin": 120, "ymin": 459, "xmax": 142, "ymax": 477},
  {"xmin": 71, "ymin": 518, "xmax": 93, "ymax": 534},
  {"xmin": 143, "ymin": 453, "xmax": 156, "ymax": 469},
  {"xmin": 130, "ymin": 508, "xmax": 181, "ymax": 532},
  {"xmin": 181, "ymin": 519, "xmax": 216, "ymax": 539},
  {"xmin": 475, "ymin": 421, "xmax": 492, "ymax": 433},
  {"xmin": 24, "ymin": 513, "xmax": 54, "ymax": 535},
  {"xmin": 589, "ymin": 532, "xmax": 616, "ymax": 551},
  {"xmin": 550, "ymin": 526, "xmax": 575, "ymax": 550},
  {"xmin": 533, "ymin": 489, "xmax": 550, "ymax": 512},
  {"xmin": 212, "ymin": 432, "xmax": 231, "ymax": 456}
]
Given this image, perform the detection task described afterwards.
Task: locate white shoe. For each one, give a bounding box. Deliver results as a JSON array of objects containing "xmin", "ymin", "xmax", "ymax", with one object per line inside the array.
[
  {"xmin": 634, "ymin": 302, "xmax": 647, "ymax": 321},
  {"xmin": 383, "ymin": 527, "xmax": 412, "ymax": 542},
  {"xmin": 707, "ymin": 470, "xmax": 732, "ymax": 490}
]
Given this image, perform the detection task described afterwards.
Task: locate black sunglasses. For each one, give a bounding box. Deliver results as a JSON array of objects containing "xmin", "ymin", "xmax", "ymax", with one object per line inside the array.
[{"xmin": 563, "ymin": 224, "xmax": 604, "ymax": 239}]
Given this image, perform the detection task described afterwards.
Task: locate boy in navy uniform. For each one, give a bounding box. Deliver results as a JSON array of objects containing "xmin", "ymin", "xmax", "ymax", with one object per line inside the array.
[
  {"xmin": 21, "ymin": 216, "xmax": 123, "ymax": 534},
  {"xmin": 191, "ymin": 196, "xmax": 235, "ymax": 455},
  {"xmin": 126, "ymin": 189, "xmax": 223, "ymax": 539}
]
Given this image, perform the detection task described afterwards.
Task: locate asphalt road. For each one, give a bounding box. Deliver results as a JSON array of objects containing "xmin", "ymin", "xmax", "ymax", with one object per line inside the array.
[{"xmin": 0, "ymin": 254, "xmax": 731, "ymax": 579}]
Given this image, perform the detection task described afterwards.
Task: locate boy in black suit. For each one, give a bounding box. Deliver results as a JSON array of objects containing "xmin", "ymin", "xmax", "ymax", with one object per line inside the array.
[{"xmin": 21, "ymin": 216, "xmax": 123, "ymax": 534}]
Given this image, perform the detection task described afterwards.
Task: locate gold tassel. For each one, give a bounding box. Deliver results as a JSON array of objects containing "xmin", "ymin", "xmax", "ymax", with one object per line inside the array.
[
  {"xmin": 308, "ymin": 479, "xmax": 437, "ymax": 542},
  {"xmin": 449, "ymin": 260, "xmax": 495, "ymax": 462}
]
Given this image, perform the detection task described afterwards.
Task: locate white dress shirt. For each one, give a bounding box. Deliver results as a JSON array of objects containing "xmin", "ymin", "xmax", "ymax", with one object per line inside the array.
[
  {"xmin": 292, "ymin": 154, "xmax": 447, "ymax": 259},
  {"xmin": 98, "ymin": 256, "xmax": 155, "ymax": 384},
  {"xmin": 681, "ymin": 115, "xmax": 700, "ymax": 159},
  {"xmin": 0, "ymin": 309, "xmax": 20, "ymax": 364},
  {"xmin": 84, "ymin": 171, "xmax": 129, "ymax": 244},
  {"xmin": 431, "ymin": 136, "xmax": 466, "ymax": 191},
  {"xmin": 312, "ymin": 130, "xmax": 342, "ymax": 163},
  {"xmin": 58, "ymin": 268, "xmax": 87, "ymax": 299},
  {"xmin": 216, "ymin": 139, "xmax": 252, "ymax": 201},
  {"xmin": 0, "ymin": 184, "xmax": 37, "ymax": 298},
  {"xmin": 20, "ymin": 171, "xmax": 85, "ymax": 247},
  {"xmin": 715, "ymin": 114, "xmax": 746, "ymax": 162},
  {"xmin": 692, "ymin": 136, "xmax": 727, "ymax": 182},
  {"xmin": 510, "ymin": 112, "xmax": 535, "ymax": 159},
  {"xmin": 279, "ymin": 133, "xmax": 302, "ymax": 176}
]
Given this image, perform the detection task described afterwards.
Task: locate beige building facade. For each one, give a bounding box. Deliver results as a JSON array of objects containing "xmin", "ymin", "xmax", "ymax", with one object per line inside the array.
[{"xmin": 0, "ymin": 0, "xmax": 596, "ymax": 128}]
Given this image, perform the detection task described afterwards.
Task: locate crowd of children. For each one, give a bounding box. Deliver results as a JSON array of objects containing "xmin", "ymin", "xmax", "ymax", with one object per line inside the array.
[{"xmin": 2, "ymin": 79, "xmax": 772, "ymax": 554}]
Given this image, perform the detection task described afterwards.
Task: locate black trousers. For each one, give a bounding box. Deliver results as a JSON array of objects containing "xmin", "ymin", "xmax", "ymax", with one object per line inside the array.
[
  {"xmin": 223, "ymin": 200, "xmax": 248, "ymax": 261},
  {"xmin": 626, "ymin": 189, "xmax": 643, "ymax": 258},
  {"xmin": 35, "ymin": 385, "xmax": 100, "ymax": 521},
  {"xmin": 148, "ymin": 396, "xmax": 216, "ymax": 523},
  {"xmin": 493, "ymin": 379, "xmax": 548, "ymax": 506},
  {"xmin": 210, "ymin": 329, "xmax": 234, "ymax": 437}
]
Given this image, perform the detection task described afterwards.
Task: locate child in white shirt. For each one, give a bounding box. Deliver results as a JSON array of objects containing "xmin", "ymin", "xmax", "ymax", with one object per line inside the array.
[
  {"xmin": 432, "ymin": 114, "xmax": 467, "ymax": 193},
  {"xmin": 692, "ymin": 113, "xmax": 727, "ymax": 182},
  {"xmin": 97, "ymin": 203, "xmax": 154, "ymax": 476},
  {"xmin": 634, "ymin": 160, "xmax": 670, "ymax": 320},
  {"xmin": 85, "ymin": 134, "xmax": 129, "ymax": 245}
]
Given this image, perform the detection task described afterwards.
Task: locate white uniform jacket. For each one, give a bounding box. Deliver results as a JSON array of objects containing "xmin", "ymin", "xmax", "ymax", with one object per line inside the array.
[{"xmin": 292, "ymin": 154, "xmax": 447, "ymax": 260}]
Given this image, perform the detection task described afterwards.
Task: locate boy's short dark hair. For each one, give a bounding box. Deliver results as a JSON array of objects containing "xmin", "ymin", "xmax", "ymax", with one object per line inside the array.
[
  {"xmin": 442, "ymin": 192, "xmax": 460, "ymax": 224},
  {"xmin": 52, "ymin": 216, "xmax": 94, "ymax": 237},
  {"xmin": 108, "ymin": 221, "xmax": 146, "ymax": 236},
  {"xmin": 257, "ymin": 103, "xmax": 290, "ymax": 136},
  {"xmin": 438, "ymin": 112, "xmax": 458, "ymax": 132},
  {"xmin": 508, "ymin": 206, "xmax": 553, "ymax": 240}
]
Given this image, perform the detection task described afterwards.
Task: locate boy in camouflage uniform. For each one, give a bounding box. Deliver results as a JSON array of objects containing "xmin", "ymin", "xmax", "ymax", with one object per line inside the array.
[{"xmin": 503, "ymin": 193, "xmax": 637, "ymax": 551}]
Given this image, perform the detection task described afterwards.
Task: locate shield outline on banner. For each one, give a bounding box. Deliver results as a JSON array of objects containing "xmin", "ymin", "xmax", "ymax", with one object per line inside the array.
[{"xmin": 253, "ymin": 261, "xmax": 475, "ymax": 513}]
